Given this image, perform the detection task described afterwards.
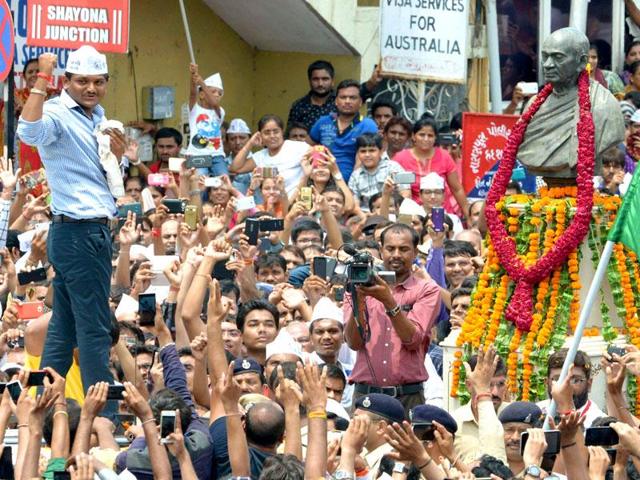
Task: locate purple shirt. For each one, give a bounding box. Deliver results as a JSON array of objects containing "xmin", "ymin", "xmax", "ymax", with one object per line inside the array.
[{"xmin": 344, "ymin": 273, "xmax": 441, "ymax": 386}]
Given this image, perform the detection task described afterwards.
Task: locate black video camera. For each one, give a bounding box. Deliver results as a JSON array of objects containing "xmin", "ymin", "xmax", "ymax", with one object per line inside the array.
[{"xmin": 343, "ymin": 245, "xmax": 376, "ymax": 287}]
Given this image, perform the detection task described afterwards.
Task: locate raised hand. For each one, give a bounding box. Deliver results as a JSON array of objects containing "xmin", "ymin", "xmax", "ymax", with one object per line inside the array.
[
  {"xmin": 208, "ymin": 278, "xmax": 231, "ymax": 323},
  {"xmin": 384, "ymin": 421, "xmax": 431, "ymax": 465},
  {"xmin": 463, "ymin": 347, "xmax": 499, "ymax": 396},
  {"xmin": 118, "ymin": 211, "xmax": 140, "ymax": 246}
]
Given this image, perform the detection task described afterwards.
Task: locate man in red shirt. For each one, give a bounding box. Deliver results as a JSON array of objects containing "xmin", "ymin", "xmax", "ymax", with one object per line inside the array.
[
  {"xmin": 134, "ymin": 127, "xmax": 183, "ymax": 177},
  {"xmin": 344, "ymin": 222, "xmax": 441, "ymax": 413}
]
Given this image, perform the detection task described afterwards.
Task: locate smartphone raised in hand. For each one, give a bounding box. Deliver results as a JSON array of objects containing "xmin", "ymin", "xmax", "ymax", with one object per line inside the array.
[
  {"xmin": 160, "ymin": 410, "xmax": 176, "ymax": 444},
  {"xmin": 138, "ymin": 293, "xmax": 156, "ymax": 327},
  {"xmin": 107, "ymin": 384, "xmax": 126, "ymax": 400},
  {"xmin": 520, "ymin": 430, "xmax": 561, "ymax": 456}
]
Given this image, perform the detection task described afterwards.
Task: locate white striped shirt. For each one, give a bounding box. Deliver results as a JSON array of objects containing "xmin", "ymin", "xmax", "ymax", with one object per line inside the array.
[{"xmin": 17, "ymin": 90, "xmax": 116, "ymax": 219}]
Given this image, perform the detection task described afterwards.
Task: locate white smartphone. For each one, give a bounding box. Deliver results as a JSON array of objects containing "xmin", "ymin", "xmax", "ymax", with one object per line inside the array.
[
  {"xmin": 160, "ymin": 410, "xmax": 176, "ymax": 444},
  {"xmin": 168, "ymin": 157, "xmax": 185, "ymax": 172},
  {"xmin": 236, "ymin": 196, "xmax": 256, "ymax": 211},
  {"xmin": 141, "ymin": 188, "xmax": 156, "ymax": 213},
  {"xmin": 204, "ymin": 176, "xmax": 222, "ymax": 188},
  {"xmin": 518, "ymin": 81, "xmax": 538, "ymax": 96}
]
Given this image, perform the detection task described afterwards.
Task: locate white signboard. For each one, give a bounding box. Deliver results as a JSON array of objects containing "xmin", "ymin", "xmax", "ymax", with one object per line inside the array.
[{"xmin": 379, "ymin": 0, "xmax": 469, "ymax": 84}]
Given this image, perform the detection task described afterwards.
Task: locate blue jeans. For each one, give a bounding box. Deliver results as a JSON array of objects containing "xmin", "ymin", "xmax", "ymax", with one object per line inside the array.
[{"xmin": 41, "ymin": 221, "xmax": 116, "ymax": 418}]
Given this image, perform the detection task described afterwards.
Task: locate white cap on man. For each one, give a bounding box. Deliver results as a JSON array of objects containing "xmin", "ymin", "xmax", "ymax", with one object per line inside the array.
[
  {"xmin": 420, "ymin": 172, "xmax": 445, "ymax": 191},
  {"xmin": 228, "ymin": 119, "xmax": 251, "ymax": 135},
  {"xmin": 66, "ymin": 45, "xmax": 108, "ymax": 75},
  {"xmin": 204, "ymin": 73, "xmax": 223, "ymax": 91},
  {"xmin": 311, "ymin": 297, "xmax": 343, "ymax": 325},
  {"xmin": 399, "ymin": 198, "xmax": 426, "ymax": 218},
  {"xmin": 265, "ymin": 329, "xmax": 303, "ymax": 361}
]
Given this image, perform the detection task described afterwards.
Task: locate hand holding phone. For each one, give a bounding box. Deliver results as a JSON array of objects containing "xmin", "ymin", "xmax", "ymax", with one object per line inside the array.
[
  {"xmin": 138, "ymin": 293, "xmax": 156, "ymax": 327},
  {"xmin": 160, "ymin": 410, "xmax": 177, "ymax": 444}
]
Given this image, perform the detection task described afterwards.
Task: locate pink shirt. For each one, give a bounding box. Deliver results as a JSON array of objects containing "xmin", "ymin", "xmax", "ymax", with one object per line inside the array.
[
  {"xmin": 393, "ymin": 147, "xmax": 460, "ymax": 215},
  {"xmin": 343, "ymin": 274, "xmax": 441, "ymax": 386}
]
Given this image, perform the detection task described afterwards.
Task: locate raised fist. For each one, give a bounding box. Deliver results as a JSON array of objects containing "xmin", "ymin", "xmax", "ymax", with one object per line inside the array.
[{"xmin": 38, "ymin": 53, "xmax": 57, "ymax": 76}]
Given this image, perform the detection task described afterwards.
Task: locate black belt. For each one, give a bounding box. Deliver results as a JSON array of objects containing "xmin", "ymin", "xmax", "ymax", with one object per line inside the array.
[
  {"xmin": 52, "ymin": 214, "xmax": 109, "ymax": 225},
  {"xmin": 354, "ymin": 382, "xmax": 423, "ymax": 397}
]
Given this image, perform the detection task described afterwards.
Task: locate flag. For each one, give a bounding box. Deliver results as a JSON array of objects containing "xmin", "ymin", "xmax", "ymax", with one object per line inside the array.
[{"xmin": 608, "ymin": 167, "xmax": 640, "ymax": 256}]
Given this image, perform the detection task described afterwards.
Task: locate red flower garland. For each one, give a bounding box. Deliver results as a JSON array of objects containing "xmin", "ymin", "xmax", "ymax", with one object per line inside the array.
[{"xmin": 485, "ymin": 71, "xmax": 595, "ymax": 331}]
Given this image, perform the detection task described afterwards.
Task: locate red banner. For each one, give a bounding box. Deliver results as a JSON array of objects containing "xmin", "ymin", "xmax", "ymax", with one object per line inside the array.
[
  {"xmin": 461, "ymin": 112, "xmax": 518, "ymax": 196},
  {"xmin": 26, "ymin": 0, "xmax": 129, "ymax": 53}
]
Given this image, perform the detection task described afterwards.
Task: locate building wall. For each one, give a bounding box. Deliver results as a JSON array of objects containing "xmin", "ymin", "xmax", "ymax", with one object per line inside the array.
[
  {"xmin": 100, "ymin": 0, "xmax": 255, "ymax": 129},
  {"xmin": 98, "ymin": 0, "xmax": 361, "ymax": 132},
  {"xmin": 252, "ymin": 50, "xmax": 361, "ymax": 129}
]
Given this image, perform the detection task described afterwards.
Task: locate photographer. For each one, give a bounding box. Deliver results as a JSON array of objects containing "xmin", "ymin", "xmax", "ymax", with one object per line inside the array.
[{"xmin": 343, "ymin": 223, "xmax": 441, "ymax": 413}]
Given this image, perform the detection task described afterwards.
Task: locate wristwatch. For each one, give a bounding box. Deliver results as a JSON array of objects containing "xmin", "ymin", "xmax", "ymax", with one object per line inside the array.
[
  {"xmin": 333, "ymin": 172, "xmax": 344, "ymax": 181},
  {"xmin": 523, "ymin": 465, "xmax": 542, "ymax": 478},
  {"xmin": 386, "ymin": 304, "xmax": 401, "ymax": 317},
  {"xmin": 392, "ymin": 462, "xmax": 408, "ymax": 474}
]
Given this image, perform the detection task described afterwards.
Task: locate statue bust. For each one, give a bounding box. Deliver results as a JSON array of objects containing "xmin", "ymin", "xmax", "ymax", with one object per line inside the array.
[{"xmin": 516, "ymin": 28, "xmax": 625, "ymax": 181}]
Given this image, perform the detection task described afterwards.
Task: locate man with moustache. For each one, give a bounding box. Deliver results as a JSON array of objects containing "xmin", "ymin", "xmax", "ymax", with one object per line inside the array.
[
  {"xmin": 536, "ymin": 348, "xmax": 604, "ymax": 428},
  {"xmin": 287, "ymin": 60, "xmax": 337, "ymax": 130},
  {"xmin": 499, "ymin": 402, "xmax": 544, "ymax": 476}
]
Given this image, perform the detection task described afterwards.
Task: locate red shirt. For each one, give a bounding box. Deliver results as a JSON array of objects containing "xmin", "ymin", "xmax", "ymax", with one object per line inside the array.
[
  {"xmin": 343, "ymin": 273, "xmax": 441, "ymax": 386},
  {"xmin": 393, "ymin": 147, "xmax": 460, "ymax": 215}
]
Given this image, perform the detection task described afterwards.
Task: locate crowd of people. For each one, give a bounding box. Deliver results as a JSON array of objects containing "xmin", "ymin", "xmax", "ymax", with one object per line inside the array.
[{"xmin": 1, "ymin": 36, "xmax": 640, "ymax": 480}]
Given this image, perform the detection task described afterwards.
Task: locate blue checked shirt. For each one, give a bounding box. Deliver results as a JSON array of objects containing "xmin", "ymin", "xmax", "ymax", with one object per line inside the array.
[
  {"xmin": 347, "ymin": 157, "xmax": 409, "ymax": 211},
  {"xmin": 17, "ymin": 90, "xmax": 116, "ymax": 219}
]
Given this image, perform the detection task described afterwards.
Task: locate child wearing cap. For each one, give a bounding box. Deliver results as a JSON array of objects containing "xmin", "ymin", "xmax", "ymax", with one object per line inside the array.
[{"xmin": 188, "ymin": 63, "xmax": 227, "ymax": 176}]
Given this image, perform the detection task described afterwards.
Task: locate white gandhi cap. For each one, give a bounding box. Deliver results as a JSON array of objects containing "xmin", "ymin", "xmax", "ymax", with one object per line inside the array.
[
  {"xmin": 66, "ymin": 45, "xmax": 108, "ymax": 75},
  {"xmin": 420, "ymin": 172, "xmax": 445, "ymax": 191},
  {"xmin": 204, "ymin": 73, "xmax": 223, "ymax": 91}
]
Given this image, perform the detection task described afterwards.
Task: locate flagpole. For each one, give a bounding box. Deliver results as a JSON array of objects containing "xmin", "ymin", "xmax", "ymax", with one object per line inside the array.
[
  {"xmin": 543, "ymin": 240, "xmax": 614, "ymax": 429},
  {"xmin": 178, "ymin": 0, "xmax": 196, "ymax": 65}
]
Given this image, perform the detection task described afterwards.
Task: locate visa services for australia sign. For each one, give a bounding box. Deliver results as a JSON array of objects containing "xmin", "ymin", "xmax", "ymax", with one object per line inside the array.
[
  {"xmin": 27, "ymin": 0, "xmax": 129, "ymax": 53},
  {"xmin": 380, "ymin": 0, "xmax": 469, "ymax": 83}
]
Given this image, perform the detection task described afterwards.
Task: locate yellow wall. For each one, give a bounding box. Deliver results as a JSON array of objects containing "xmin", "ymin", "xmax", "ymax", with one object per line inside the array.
[
  {"xmin": 252, "ymin": 51, "xmax": 361, "ymax": 129},
  {"xmin": 101, "ymin": 0, "xmax": 255, "ymax": 128},
  {"xmin": 98, "ymin": 0, "xmax": 361, "ymax": 131}
]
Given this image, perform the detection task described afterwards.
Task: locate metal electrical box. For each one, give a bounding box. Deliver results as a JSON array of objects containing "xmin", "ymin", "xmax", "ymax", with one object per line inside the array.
[{"xmin": 141, "ymin": 86, "xmax": 175, "ymax": 120}]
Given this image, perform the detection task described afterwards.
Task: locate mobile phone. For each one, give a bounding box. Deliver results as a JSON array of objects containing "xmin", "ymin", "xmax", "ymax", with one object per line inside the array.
[
  {"xmin": 0, "ymin": 383, "xmax": 6, "ymax": 394},
  {"xmin": 259, "ymin": 218, "xmax": 284, "ymax": 232},
  {"xmin": 397, "ymin": 214, "xmax": 413, "ymax": 226},
  {"xmin": 395, "ymin": 172, "xmax": 416, "ymax": 185},
  {"xmin": 521, "ymin": 430, "xmax": 561, "ymax": 455},
  {"xmin": 15, "ymin": 300, "xmax": 45, "ymax": 319},
  {"xmin": 168, "ymin": 157, "xmax": 185, "ymax": 172},
  {"xmin": 262, "ymin": 167, "xmax": 279, "ymax": 179},
  {"xmin": 115, "ymin": 413, "xmax": 137, "ymax": 436},
  {"xmin": 106, "ymin": 384, "xmax": 126, "ymax": 400},
  {"xmin": 185, "ymin": 205, "xmax": 198, "ymax": 230},
  {"xmin": 185, "ymin": 155, "xmax": 213, "ymax": 169},
  {"xmin": 334, "ymin": 287, "xmax": 345, "ymax": 302},
  {"xmin": 7, "ymin": 380, "xmax": 22, "ymax": 403},
  {"xmin": 518, "ymin": 81, "xmax": 539, "ymax": 96},
  {"xmin": 8, "ymin": 336, "xmax": 25, "ymax": 349},
  {"xmin": 27, "ymin": 370, "xmax": 53, "ymax": 387},
  {"xmin": 438, "ymin": 133, "xmax": 460, "ymax": 146},
  {"xmin": 0, "ymin": 445, "xmax": 13, "ymax": 479},
  {"xmin": 160, "ymin": 410, "xmax": 176, "ymax": 442},
  {"xmin": 53, "ymin": 472, "xmax": 71, "ymax": 480},
  {"xmin": 606, "ymin": 448, "xmax": 617, "ymax": 464},
  {"xmin": 148, "ymin": 173, "xmax": 170, "ymax": 187},
  {"xmin": 378, "ymin": 271, "xmax": 397, "ymax": 285},
  {"xmin": 212, "ymin": 260, "xmax": 236, "ymax": 281},
  {"xmin": 117, "ymin": 202, "xmax": 143, "ymax": 219},
  {"xmin": 431, "ymin": 207, "xmax": 445, "ymax": 232},
  {"xmin": 138, "ymin": 293, "xmax": 157, "ymax": 327},
  {"xmin": 412, "ymin": 422, "xmax": 435, "ymax": 441},
  {"xmin": 300, "ymin": 187, "xmax": 313, "ymax": 210},
  {"xmin": 236, "ymin": 196, "xmax": 256, "ymax": 211},
  {"xmin": 244, "ymin": 218, "xmax": 261, "ymax": 246},
  {"xmin": 21, "ymin": 168, "xmax": 46, "ymax": 193},
  {"xmin": 585, "ymin": 426, "xmax": 620, "ymax": 446},
  {"xmin": 204, "ymin": 176, "xmax": 223, "ymax": 188},
  {"xmin": 17, "ymin": 268, "xmax": 48, "ymax": 286},
  {"xmin": 311, "ymin": 145, "xmax": 327, "ymax": 166},
  {"xmin": 313, "ymin": 256, "xmax": 337, "ymax": 280},
  {"xmin": 162, "ymin": 199, "xmax": 186, "ymax": 214},
  {"xmin": 607, "ymin": 345, "xmax": 626, "ymax": 359}
]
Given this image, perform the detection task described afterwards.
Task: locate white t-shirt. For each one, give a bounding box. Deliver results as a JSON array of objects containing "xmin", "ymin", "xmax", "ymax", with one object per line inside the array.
[
  {"xmin": 252, "ymin": 140, "xmax": 309, "ymax": 196},
  {"xmin": 186, "ymin": 102, "xmax": 225, "ymax": 157}
]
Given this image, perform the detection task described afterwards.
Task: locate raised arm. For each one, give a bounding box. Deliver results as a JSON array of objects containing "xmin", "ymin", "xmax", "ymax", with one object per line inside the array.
[{"xmin": 230, "ymin": 133, "xmax": 260, "ymax": 174}]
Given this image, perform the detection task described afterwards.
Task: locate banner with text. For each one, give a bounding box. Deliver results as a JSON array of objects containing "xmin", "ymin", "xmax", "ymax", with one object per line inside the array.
[
  {"xmin": 27, "ymin": 0, "xmax": 129, "ymax": 53},
  {"xmin": 462, "ymin": 112, "xmax": 537, "ymax": 198},
  {"xmin": 379, "ymin": 0, "xmax": 469, "ymax": 83}
]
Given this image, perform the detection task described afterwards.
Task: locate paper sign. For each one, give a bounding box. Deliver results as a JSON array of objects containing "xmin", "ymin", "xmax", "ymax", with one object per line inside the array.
[
  {"xmin": 27, "ymin": 0, "xmax": 130, "ymax": 53},
  {"xmin": 380, "ymin": 0, "xmax": 469, "ymax": 83}
]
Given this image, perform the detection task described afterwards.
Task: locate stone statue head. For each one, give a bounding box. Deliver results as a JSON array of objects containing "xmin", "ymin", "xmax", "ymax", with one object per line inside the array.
[{"xmin": 541, "ymin": 27, "xmax": 589, "ymax": 89}]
